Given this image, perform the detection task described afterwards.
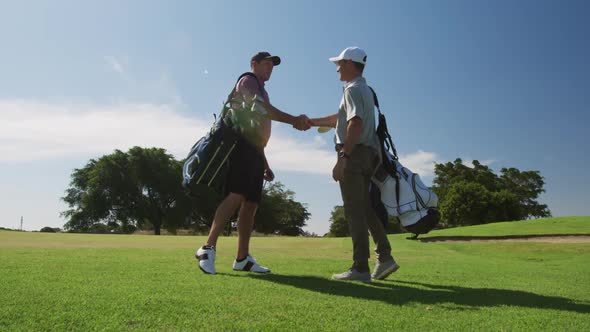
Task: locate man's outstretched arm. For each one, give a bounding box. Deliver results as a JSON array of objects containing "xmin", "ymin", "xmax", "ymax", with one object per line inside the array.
[
  {"xmin": 310, "ymin": 114, "xmax": 338, "ymax": 128},
  {"xmin": 257, "ymin": 100, "xmax": 311, "ymax": 130}
]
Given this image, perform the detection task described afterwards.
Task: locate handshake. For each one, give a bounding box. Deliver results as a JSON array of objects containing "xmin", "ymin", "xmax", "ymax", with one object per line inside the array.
[
  {"xmin": 292, "ymin": 115, "xmax": 314, "ymax": 131},
  {"xmin": 254, "ymin": 98, "xmax": 324, "ymax": 132}
]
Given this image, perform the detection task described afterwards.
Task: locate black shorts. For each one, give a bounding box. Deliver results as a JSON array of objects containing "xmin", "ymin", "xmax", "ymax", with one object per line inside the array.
[{"xmin": 225, "ymin": 138, "xmax": 265, "ymax": 203}]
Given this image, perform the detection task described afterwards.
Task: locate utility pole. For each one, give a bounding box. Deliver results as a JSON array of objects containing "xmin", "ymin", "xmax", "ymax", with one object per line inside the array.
[{"xmin": 20, "ymin": 216, "xmax": 23, "ymax": 231}]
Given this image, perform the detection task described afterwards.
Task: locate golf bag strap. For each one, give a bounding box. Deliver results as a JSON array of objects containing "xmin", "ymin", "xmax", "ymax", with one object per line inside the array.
[
  {"xmin": 369, "ymin": 86, "xmax": 402, "ymax": 211},
  {"xmin": 227, "ymin": 72, "xmax": 263, "ymax": 102},
  {"xmin": 369, "ymin": 86, "xmax": 381, "ymax": 112},
  {"xmin": 396, "ymin": 175, "xmax": 401, "ymax": 214},
  {"xmin": 369, "ymin": 86, "xmax": 399, "ymax": 160}
]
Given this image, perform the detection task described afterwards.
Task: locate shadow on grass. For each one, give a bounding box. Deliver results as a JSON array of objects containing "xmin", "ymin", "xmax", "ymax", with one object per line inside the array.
[
  {"xmin": 229, "ymin": 274, "xmax": 590, "ymax": 313},
  {"xmin": 417, "ymin": 234, "xmax": 590, "ymax": 242}
]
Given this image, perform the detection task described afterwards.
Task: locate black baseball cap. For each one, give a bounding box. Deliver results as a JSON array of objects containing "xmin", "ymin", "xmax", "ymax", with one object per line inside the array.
[{"xmin": 251, "ymin": 52, "xmax": 281, "ymax": 66}]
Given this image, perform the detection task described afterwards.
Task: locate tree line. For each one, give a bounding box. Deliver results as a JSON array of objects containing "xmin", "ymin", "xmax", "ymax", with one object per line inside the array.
[
  {"xmin": 62, "ymin": 147, "xmax": 309, "ymax": 235},
  {"xmin": 62, "ymin": 148, "xmax": 549, "ymax": 237}
]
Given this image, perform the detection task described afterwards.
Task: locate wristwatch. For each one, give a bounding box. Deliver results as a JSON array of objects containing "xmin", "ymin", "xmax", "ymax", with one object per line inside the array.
[{"xmin": 338, "ymin": 151, "xmax": 350, "ymax": 159}]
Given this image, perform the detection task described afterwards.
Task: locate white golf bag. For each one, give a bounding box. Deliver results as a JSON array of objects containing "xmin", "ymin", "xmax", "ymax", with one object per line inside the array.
[
  {"xmin": 372, "ymin": 151, "xmax": 440, "ymax": 234},
  {"xmin": 369, "ymin": 87, "xmax": 440, "ymax": 237}
]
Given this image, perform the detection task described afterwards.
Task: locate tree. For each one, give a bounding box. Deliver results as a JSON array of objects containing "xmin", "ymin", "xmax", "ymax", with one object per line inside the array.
[
  {"xmin": 256, "ymin": 182, "xmax": 310, "ymax": 236},
  {"xmin": 489, "ymin": 189, "xmax": 523, "ymax": 222},
  {"xmin": 63, "ymin": 148, "xmax": 311, "ymax": 236},
  {"xmin": 433, "ymin": 158, "xmax": 500, "ymax": 199},
  {"xmin": 433, "ymin": 159, "xmax": 551, "ymax": 227},
  {"xmin": 182, "ymin": 185, "xmax": 223, "ymax": 234},
  {"xmin": 126, "ymin": 147, "xmax": 193, "ymax": 234},
  {"xmin": 499, "ymin": 168, "xmax": 551, "ymax": 219},
  {"xmin": 62, "ymin": 147, "xmax": 192, "ymax": 235},
  {"xmin": 327, "ymin": 206, "xmax": 348, "ymax": 237},
  {"xmin": 438, "ymin": 181, "xmax": 494, "ymax": 226},
  {"xmin": 327, "ymin": 205, "xmax": 405, "ymax": 237}
]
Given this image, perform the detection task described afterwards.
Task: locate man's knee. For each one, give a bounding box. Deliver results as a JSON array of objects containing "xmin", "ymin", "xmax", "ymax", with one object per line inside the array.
[
  {"xmin": 240, "ymin": 201, "xmax": 258, "ymax": 215},
  {"xmin": 215, "ymin": 193, "xmax": 245, "ymax": 216}
]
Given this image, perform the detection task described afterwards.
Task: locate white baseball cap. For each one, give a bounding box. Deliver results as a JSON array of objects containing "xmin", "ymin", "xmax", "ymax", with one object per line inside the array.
[{"xmin": 329, "ymin": 47, "xmax": 367, "ymax": 65}]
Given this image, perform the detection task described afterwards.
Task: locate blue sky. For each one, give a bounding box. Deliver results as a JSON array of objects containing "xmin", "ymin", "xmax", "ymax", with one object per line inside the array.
[{"xmin": 1, "ymin": 0, "xmax": 588, "ymax": 234}]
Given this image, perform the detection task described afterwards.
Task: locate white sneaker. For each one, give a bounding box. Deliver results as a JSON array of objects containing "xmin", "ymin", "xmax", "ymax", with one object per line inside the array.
[
  {"xmin": 233, "ymin": 255, "xmax": 271, "ymax": 273},
  {"xmin": 332, "ymin": 268, "xmax": 372, "ymax": 283},
  {"xmin": 195, "ymin": 245, "xmax": 216, "ymax": 274},
  {"xmin": 371, "ymin": 258, "xmax": 400, "ymax": 280}
]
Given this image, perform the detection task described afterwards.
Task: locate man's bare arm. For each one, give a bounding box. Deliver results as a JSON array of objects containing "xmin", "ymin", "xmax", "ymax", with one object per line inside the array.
[
  {"xmin": 310, "ymin": 114, "xmax": 338, "ymax": 128},
  {"xmin": 341, "ymin": 117, "xmax": 363, "ymax": 155}
]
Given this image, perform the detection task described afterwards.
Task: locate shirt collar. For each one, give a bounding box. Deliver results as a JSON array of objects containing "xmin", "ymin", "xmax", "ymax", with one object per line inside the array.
[{"xmin": 344, "ymin": 76, "xmax": 365, "ymax": 89}]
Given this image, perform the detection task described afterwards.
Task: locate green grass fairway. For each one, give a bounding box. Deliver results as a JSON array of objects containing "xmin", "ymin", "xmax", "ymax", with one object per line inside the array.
[{"xmin": 1, "ymin": 217, "xmax": 589, "ymax": 331}]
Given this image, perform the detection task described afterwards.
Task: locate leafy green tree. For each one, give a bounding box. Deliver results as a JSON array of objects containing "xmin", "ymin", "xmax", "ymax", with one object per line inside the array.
[
  {"xmin": 433, "ymin": 158, "xmax": 500, "ymax": 198},
  {"xmin": 256, "ymin": 182, "xmax": 310, "ymax": 236},
  {"xmin": 499, "ymin": 168, "xmax": 551, "ymax": 218},
  {"xmin": 63, "ymin": 148, "xmax": 312, "ymax": 236},
  {"xmin": 327, "ymin": 205, "xmax": 404, "ymax": 237},
  {"xmin": 182, "ymin": 185, "xmax": 223, "ymax": 234},
  {"xmin": 433, "ymin": 159, "xmax": 551, "ymax": 227},
  {"xmin": 327, "ymin": 206, "xmax": 348, "ymax": 237},
  {"xmin": 438, "ymin": 181, "xmax": 493, "ymax": 226},
  {"xmin": 62, "ymin": 147, "xmax": 192, "ymax": 235}
]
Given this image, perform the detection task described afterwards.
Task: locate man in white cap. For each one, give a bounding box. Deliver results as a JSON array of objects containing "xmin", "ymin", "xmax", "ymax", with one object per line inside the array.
[{"xmin": 310, "ymin": 47, "xmax": 399, "ymax": 282}]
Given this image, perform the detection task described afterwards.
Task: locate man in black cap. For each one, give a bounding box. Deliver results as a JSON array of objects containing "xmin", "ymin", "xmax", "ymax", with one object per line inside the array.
[{"xmin": 196, "ymin": 51, "xmax": 311, "ymax": 274}]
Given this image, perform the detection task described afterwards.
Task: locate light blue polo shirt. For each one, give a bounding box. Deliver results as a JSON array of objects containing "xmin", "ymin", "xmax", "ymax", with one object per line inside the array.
[{"xmin": 335, "ymin": 76, "xmax": 380, "ymax": 151}]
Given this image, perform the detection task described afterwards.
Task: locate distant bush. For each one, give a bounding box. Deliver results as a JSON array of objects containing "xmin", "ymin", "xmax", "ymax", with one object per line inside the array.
[
  {"xmin": 121, "ymin": 224, "xmax": 137, "ymax": 234},
  {"xmin": 89, "ymin": 223, "xmax": 110, "ymax": 234},
  {"xmin": 40, "ymin": 227, "xmax": 60, "ymax": 233}
]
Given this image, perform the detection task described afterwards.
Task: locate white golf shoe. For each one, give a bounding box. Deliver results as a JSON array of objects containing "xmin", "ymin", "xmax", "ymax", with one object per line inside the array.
[
  {"xmin": 195, "ymin": 245, "xmax": 216, "ymax": 274},
  {"xmin": 233, "ymin": 255, "xmax": 271, "ymax": 273}
]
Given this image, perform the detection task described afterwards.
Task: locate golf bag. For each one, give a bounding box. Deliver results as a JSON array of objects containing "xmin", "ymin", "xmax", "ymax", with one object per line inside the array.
[
  {"xmin": 182, "ymin": 72, "xmax": 264, "ymax": 195},
  {"xmin": 369, "ymin": 88, "xmax": 440, "ymax": 237}
]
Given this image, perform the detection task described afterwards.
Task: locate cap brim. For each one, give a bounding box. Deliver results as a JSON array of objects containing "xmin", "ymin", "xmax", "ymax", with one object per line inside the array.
[
  {"xmin": 266, "ymin": 56, "xmax": 281, "ymax": 66},
  {"xmin": 329, "ymin": 56, "xmax": 342, "ymax": 63}
]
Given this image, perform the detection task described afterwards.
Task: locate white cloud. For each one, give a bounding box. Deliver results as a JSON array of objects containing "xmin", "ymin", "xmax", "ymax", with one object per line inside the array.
[
  {"xmin": 313, "ymin": 135, "xmax": 328, "ymax": 146},
  {"xmin": 0, "ymin": 100, "xmax": 206, "ymax": 162},
  {"xmin": 397, "ymin": 150, "xmax": 438, "ymax": 177},
  {"xmin": 0, "ymin": 100, "xmax": 440, "ymax": 177},
  {"xmin": 266, "ymin": 134, "xmax": 335, "ymax": 175},
  {"xmin": 464, "ymin": 159, "xmax": 496, "ymax": 168}
]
